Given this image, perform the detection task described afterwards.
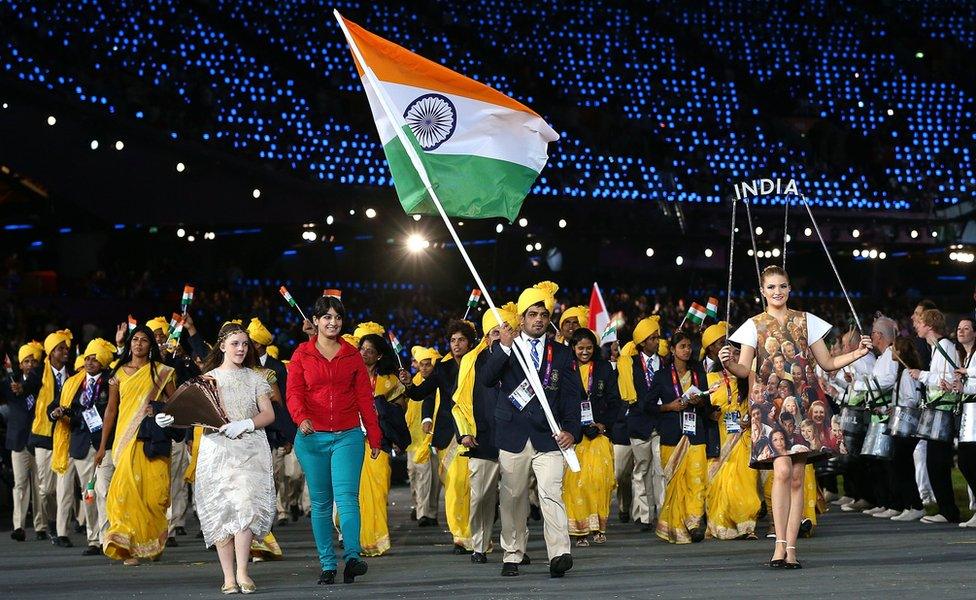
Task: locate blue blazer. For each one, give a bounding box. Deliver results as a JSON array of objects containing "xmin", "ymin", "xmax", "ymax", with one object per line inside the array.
[
  {"xmin": 628, "ymin": 354, "xmax": 662, "ymax": 440},
  {"xmin": 646, "ymin": 362, "xmax": 718, "ymax": 453},
  {"xmin": 406, "ymin": 358, "xmax": 461, "ymax": 450},
  {"xmin": 480, "ymin": 338, "xmax": 582, "ymax": 454},
  {"xmin": 2, "ymin": 370, "xmax": 41, "ymax": 452},
  {"xmin": 575, "ymin": 359, "xmax": 622, "ymax": 440},
  {"xmin": 467, "ymin": 348, "xmax": 501, "ymax": 461},
  {"xmin": 47, "ymin": 371, "xmax": 113, "ymax": 458},
  {"xmin": 263, "ymin": 354, "xmax": 297, "ymax": 448}
]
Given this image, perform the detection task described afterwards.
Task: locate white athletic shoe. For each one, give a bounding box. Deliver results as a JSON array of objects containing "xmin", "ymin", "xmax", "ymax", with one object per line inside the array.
[
  {"xmin": 891, "ymin": 508, "xmax": 925, "ymax": 521},
  {"xmin": 863, "ymin": 506, "xmax": 885, "ymax": 515},
  {"xmin": 920, "ymin": 514, "xmax": 949, "ymax": 524},
  {"xmin": 958, "ymin": 514, "xmax": 976, "ymax": 528},
  {"xmin": 873, "ymin": 508, "xmax": 900, "ymax": 518},
  {"xmin": 832, "ymin": 495, "xmax": 854, "ymax": 506}
]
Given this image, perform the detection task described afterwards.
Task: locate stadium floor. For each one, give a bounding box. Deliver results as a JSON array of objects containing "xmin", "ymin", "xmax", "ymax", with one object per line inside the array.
[{"xmin": 2, "ymin": 484, "xmax": 974, "ymax": 600}]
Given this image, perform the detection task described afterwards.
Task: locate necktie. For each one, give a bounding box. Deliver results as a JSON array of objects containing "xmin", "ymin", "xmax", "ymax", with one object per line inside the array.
[
  {"xmin": 644, "ymin": 355, "xmax": 654, "ymax": 386},
  {"xmin": 84, "ymin": 378, "xmax": 96, "ymax": 408},
  {"xmin": 55, "ymin": 371, "xmax": 64, "ymax": 395},
  {"xmin": 530, "ymin": 339, "xmax": 541, "ymax": 371}
]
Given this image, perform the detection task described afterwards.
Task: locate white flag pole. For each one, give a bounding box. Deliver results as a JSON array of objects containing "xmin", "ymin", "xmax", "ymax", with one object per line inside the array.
[{"xmin": 335, "ymin": 11, "xmax": 579, "ymax": 471}]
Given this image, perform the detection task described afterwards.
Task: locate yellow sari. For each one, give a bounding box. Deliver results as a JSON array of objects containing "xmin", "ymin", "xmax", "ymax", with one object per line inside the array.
[
  {"xmin": 704, "ymin": 372, "xmax": 760, "ymax": 539},
  {"xmin": 564, "ymin": 363, "xmax": 616, "ymax": 535},
  {"xmin": 104, "ymin": 362, "xmax": 174, "ymax": 560},
  {"xmin": 356, "ymin": 373, "xmax": 402, "ymax": 556},
  {"xmin": 656, "ymin": 371, "xmax": 708, "ymax": 544},
  {"xmin": 440, "ymin": 442, "xmax": 471, "ymax": 550}
]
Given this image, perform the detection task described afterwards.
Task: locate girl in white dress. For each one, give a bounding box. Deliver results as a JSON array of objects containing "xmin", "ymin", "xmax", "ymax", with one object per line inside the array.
[{"xmin": 157, "ymin": 322, "xmax": 276, "ymax": 594}]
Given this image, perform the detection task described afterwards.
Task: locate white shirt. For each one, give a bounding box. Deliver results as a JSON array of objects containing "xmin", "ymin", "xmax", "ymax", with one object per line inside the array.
[
  {"xmin": 919, "ymin": 338, "xmax": 960, "ymax": 389},
  {"xmin": 843, "ymin": 352, "xmax": 878, "ymax": 390},
  {"xmin": 895, "ymin": 369, "xmax": 922, "ymax": 407},
  {"xmin": 729, "ymin": 312, "xmax": 832, "ymax": 350},
  {"xmin": 641, "ymin": 351, "xmax": 661, "ymax": 375},
  {"xmin": 499, "ymin": 333, "xmax": 547, "ymax": 365},
  {"xmin": 52, "ymin": 365, "xmax": 67, "ymax": 385},
  {"xmin": 259, "ymin": 353, "xmax": 268, "ymax": 367}
]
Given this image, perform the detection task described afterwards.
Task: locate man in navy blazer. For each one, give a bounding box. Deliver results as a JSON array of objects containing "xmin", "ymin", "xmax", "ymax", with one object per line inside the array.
[{"xmin": 480, "ymin": 284, "xmax": 580, "ymax": 579}]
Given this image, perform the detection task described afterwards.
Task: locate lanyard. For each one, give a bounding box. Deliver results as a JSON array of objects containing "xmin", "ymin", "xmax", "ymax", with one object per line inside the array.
[
  {"xmin": 640, "ymin": 353, "xmax": 655, "ymax": 387},
  {"xmin": 670, "ymin": 364, "xmax": 698, "ymax": 399},
  {"xmin": 573, "ymin": 362, "xmax": 594, "ymax": 398},
  {"xmin": 541, "ymin": 343, "xmax": 554, "ymax": 387}
]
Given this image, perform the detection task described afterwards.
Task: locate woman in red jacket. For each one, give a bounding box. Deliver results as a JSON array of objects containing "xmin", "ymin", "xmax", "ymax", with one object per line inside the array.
[{"xmin": 286, "ymin": 296, "xmax": 382, "ymax": 585}]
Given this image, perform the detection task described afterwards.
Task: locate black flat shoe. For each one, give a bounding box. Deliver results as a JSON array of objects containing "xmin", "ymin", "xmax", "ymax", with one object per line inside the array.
[
  {"xmin": 35, "ymin": 531, "xmax": 50, "ymax": 541},
  {"xmin": 74, "ymin": 522, "xmax": 85, "ymax": 534},
  {"xmin": 549, "ymin": 553, "xmax": 573, "ymax": 578},
  {"xmin": 410, "ymin": 508, "xmax": 417, "ymax": 521},
  {"xmin": 10, "ymin": 528, "xmax": 25, "ymax": 542},
  {"xmin": 471, "ymin": 552, "xmax": 487, "ymax": 564},
  {"xmin": 501, "ymin": 563, "xmax": 519, "ymax": 577},
  {"xmin": 54, "ymin": 536, "xmax": 73, "ymax": 548},
  {"xmin": 617, "ymin": 512, "xmax": 629, "ymax": 523},
  {"xmin": 418, "ymin": 516, "xmax": 436, "ymax": 527},
  {"xmin": 82, "ymin": 545, "xmax": 102, "ymax": 556},
  {"xmin": 318, "ymin": 570, "xmax": 336, "ymax": 585},
  {"xmin": 519, "ymin": 554, "xmax": 531, "ymax": 565},
  {"xmin": 784, "ymin": 561, "xmax": 802, "ymax": 569},
  {"xmin": 689, "ymin": 526, "xmax": 705, "ymax": 543},
  {"xmin": 769, "ymin": 559, "xmax": 786, "ymax": 568},
  {"xmin": 343, "ymin": 558, "xmax": 368, "ymax": 583},
  {"xmin": 452, "ymin": 544, "xmax": 468, "ymax": 555}
]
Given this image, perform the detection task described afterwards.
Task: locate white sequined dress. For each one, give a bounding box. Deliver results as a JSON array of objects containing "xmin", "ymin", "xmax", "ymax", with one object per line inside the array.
[{"xmin": 195, "ymin": 367, "xmax": 274, "ymax": 547}]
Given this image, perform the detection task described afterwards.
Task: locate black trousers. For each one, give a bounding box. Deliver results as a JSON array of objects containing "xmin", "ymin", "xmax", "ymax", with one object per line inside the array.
[
  {"xmin": 889, "ymin": 437, "xmax": 922, "ymax": 511},
  {"xmin": 957, "ymin": 442, "xmax": 976, "ymax": 501},
  {"xmin": 925, "ymin": 439, "xmax": 960, "ymax": 521}
]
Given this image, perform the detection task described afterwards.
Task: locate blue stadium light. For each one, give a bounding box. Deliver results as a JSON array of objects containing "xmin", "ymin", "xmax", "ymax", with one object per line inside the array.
[{"xmin": 4, "ymin": 224, "xmax": 33, "ymax": 231}]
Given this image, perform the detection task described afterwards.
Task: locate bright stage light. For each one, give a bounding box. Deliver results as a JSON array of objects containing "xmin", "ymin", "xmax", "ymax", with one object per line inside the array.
[
  {"xmin": 804, "ymin": 227, "xmax": 812, "ymax": 237},
  {"xmin": 114, "ymin": 140, "xmax": 124, "ymax": 150},
  {"xmin": 931, "ymin": 230, "xmax": 938, "ymax": 238},
  {"xmin": 704, "ymin": 248, "xmax": 713, "ymax": 258},
  {"xmin": 910, "ymin": 229, "xmax": 919, "ymax": 238},
  {"xmin": 176, "ymin": 162, "xmax": 186, "ymax": 173},
  {"xmin": 646, "ymin": 248, "xmax": 655, "ymax": 257},
  {"xmin": 326, "ymin": 215, "xmax": 334, "ymax": 225},
  {"xmin": 187, "ymin": 235, "xmax": 196, "ymax": 242},
  {"xmin": 412, "ymin": 214, "xmax": 421, "ymax": 221},
  {"xmin": 252, "ymin": 188, "xmax": 261, "ymax": 199},
  {"xmin": 852, "ymin": 228, "xmax": 860, "ymax": 238},
  {"xmin": 90, "ymin": 140, "xmax": 99, "ymax": 150},
  {"xmin": 675, "ymin": 256, "xmax": 684, "ymax": 266},
  {"xmin": 47, "ymin": 116, "xmax": 56, "ymax": 126},
  {"xmin": 534, "ymin": 242, "xmax": 542, "ymax": 251},
  {"xmin": 755, "ymin": 226, "xmax": 763, "ymax": 236},
  {"xmin": 869, "ymin": 249, "xmax": 878, "ymax": 259},
  {"xmin": 854, "ymin": 249, "xmax": 861, "ymax": 257},
  {"xmin": 406, "ymin": 234, "xmax": 429, "ymax": 253},
  {"xmin": 365, "ymin": 208, "xmax": 377, "ymax": 219},
  {"xmin": 558, "ymin": 219, "xmax": 567, "ymax": 229},
  {"xmin": 772, "ymin": 248, "xmax": 781, "ymax": 258},
  {"xmin": 525, "ymin": 244, "xmax": 533, "ymax": 252},
  {"xmin": 496, "ymin": 224, "xmax": 504, "ymax": 234},
  {"xmin": 747, "ymin": 249, "xmax": 754, "ymax": 257},
  {"xmin": 177, "ymin": 228, "xmax": 186, "ymax": 238},
  {"xmin": 518, "ymin": 218, "xmax": 528, "ymax": 228}
]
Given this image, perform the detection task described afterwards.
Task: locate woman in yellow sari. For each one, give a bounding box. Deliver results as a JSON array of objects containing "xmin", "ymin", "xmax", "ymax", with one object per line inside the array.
[
  {"xmin": 563, "ymin": 328, "xmax": 619, "ymax": 546},
  {"xmin": 701, "ymin": 324, "xmax": 760, "ymax": 539},
  {"xmin": 649, "ymin": 331, "xmax": 717, "ymax": 544},
  {"xmin": 352, "ymin": 332, "xmax": 409, "ymax": 557},
  {"xmin": 94, "ymin": 325, "xmax": 176, "ymax": 565}
]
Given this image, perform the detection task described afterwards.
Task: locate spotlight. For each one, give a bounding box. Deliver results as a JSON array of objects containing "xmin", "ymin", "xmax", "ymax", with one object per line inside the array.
[
  {"xmin": 1, "ymin": 102, "xmax": 7, "ymax": 109},
  {"xmin": 915, "ymin": 51, "xmax": 924, "ymax": 59},
  {"xmin": 557, "ymin": 218, "xmax": 567, "ymax": 229},
  {"xmin": 114, "ymin": 140, "xmax": 124, "ymax": 151},
  {"xmin": 406, "ymin": 234, "xmax": 429, "ymax": 253},
  {"xmin": 704, "ymin": 248, "xmax": 713, "ymax": 258},
  {"xmin": 852, "ymin": 228, "xmax": 860, "ymax": 238},
  {"xmin": 518, "ymin": 217, "xmax": 528, "ymax": 228},
  {"xmin": 869, "ymin": 249, "xmax": 878, "ymax": 259},
  {"xmin": 306, "ymin": 231, "xmax": 318, "ymax": 242},
  {"xmin": 187, "ymin": 235, "xmax": 196, "ymax": 242},
  {"xmin": 365, "ymin": 208, "xmax": 377, "ymax": 219},
  {"xmin": 772, "ymin": 248, "xmax": 781, "ymax": 257},
  {"xmin": 496, "ymin": 223, "xmax": 504, "ymax": 234},
  {"xmin": 879, "ymin": 252, "xmax": 886, "ymax": 260},
  {"xmin": 854, "ymin": 249, "xmax": 861, "ymax": 257},
  {"xmin": 90, "ymin": 140, "xmax": 99, "ymax": 150},
  {"xmin": 412, "ymin": 214, "xmax": 421, "ymax": 221},
  {"xmin": 886, "ymin": 108, "xmax": 894, "ymax": 116},
  {"xmin": 47, "ymin": 116, "xmax": 56, "ymax": 126},
  {"xmin": 755, "ymin": 226, "xmax": 763, "ymax": 235},
  {"xmin": 534, "ymin": 242, "xmax": 542, "ymax": 251},
  {"xmin": 177, "ymin": 228, "xmax": 186, "ymax": 238},
  {"xmin": 252, "ymin": 188, "xmax": 261, "ymax": 199},
  {"xmin": 804, "ymin": 227, "xmax": 812, "ymax": 237},
  {"xmin": 176, "ymin": 162, "xmax": 186, "ymax": 173},
  {"xmin": 747, "ymin": 249, "xmax": 755, "ymax": 257},
  {"xmin": 349, "ymin": 209, "xmax": 356, "ymax": 216},
  {"xmin": 326, "ymin": 215, "xmax": 334, "ymax": 225},
  {"xmin": 525, "ymin": 244, "xmax": 533, "ymax": 252},
  {"xmin": 910, "ymin": 229, "xmax": 919, "ymax": 239},
  {"xmin": 645, "ymin": 248, "xmax": 655, "ymax": 257},
  {"xmin": 931, "ymin": 230, "xmax": 938, "ymax": 238},
  {"xmin": 785, "ymin": 234, "xmax": 792, "ymax": 243},
  {"xmin": 675, "ymin": 256, "xmax": 684, "ymax": 266}
]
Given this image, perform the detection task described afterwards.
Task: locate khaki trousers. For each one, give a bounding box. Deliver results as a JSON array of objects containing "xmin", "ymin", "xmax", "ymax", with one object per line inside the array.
[
  {"xmin": 94, "ymin": 450, "xmax": 115, "ymax": 545},
  {"xmin": 630, "ymin": 433, "xmax": 664, "ymax": 524},
  {"xmin": 408, "ymin": 452, "xmax": 440, "ymax": 520},
  {"xmin": 499, "ymin": 439, "xmax": 569, "ymax": 562},
  {"xmin": 56, "ymin": 447, "xmax": 98, "ymax": 544},
  {"xmin": 33, "ymin": 447, "xmax": 57, "ymax": 529},
  {"xmin": 274, "ymin": 447, "xmax": 307, "ymax": 520},
  {"xmin": 167, "ymin": 441, "xmax": 189, "ymax": 534},
  {"xmin": 10, "ymin": 449, "xmax": 41, "ymax": 531},
  {"xmin": 468, "ymin": 457, "xmax": 500, "ymax": 553}
]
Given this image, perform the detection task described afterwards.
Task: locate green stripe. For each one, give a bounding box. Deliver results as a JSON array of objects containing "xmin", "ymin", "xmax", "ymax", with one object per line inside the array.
[{"xmin": 382, "ymin": 126, "xmax": 539, "ymax": 223}]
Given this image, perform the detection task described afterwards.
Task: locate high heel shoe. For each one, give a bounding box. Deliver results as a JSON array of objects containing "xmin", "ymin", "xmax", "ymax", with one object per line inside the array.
[
  {"xmin": 784, "ymin": 546, "xmax": 802, "ymax": 569},
  {"xmin": 769, "ymin": 540, "xmax": 787, "ymax": 568}
]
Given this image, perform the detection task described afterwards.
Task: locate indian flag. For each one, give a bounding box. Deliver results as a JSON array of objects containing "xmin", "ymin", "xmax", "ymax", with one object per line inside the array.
[
  {"xmin": 587, "ymin": 282, "xmax": 615, "ymax": 344},
  {"xmin": 279, "ymin": 286, "xmax": 297, "ymax": 308},
  {"xmin": 687, "ymin": 303, "xmax": 707, "ymax": 326},
  {"xmin": 323, "ymin": 288, "xmax": 342, "ymax": 299},
  {"xmin": 181, "ymin": 285, "xmax": 195, "ymax": 308},
  {"xmin": 167, "ymin": 313, "xmax": 184, "ymax": 341},
  {"xmin": 335, "ymin": 11, "xmax": 559, "ymax": 222},
  {"xmin": 387, "ymin": 330, "xmax": 403, "ymax": 354},
  {"xmin": 467, "ymin": 289, "xmax": 481, "ymax": 309},
  {"xmin": 127, "ymin": 315, "xmax": 137, "ymax": 332},
  {"xmin": 705, "ymin": 297, "xmax": 719, "ymax": 320}
]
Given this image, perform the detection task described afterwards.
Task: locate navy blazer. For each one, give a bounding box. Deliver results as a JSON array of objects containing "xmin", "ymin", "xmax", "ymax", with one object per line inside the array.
[
  {"xmin": 466, "ymin": 349, "xmax": 500, "ymax": 461},
  {"xmin": 374, "ymin": 397, "xmax": 411, "ymax": 454},
  {"xmin": 646, "ymin": 362, "xmax": 719, "ymax": 453},
  {"xmin": 28, "ymin": 364, "xmax": 71, "ymax": 450},
  {"xmin": 406, "ymin": 357, "xmax": 461, "ymax": 450},
  {"xmin": 263, "ymin": 354, "xmax": 297, "ymax": 448},
  {"xmin": 575, "ymin": 359, "xmax": 622, "ymax": 440},
  {"xmin": 2, "ymin": 370, "xmax": 41, "ymax": 452},
  {"xmin": 628, "ymin": 353, "xmax": 662, "ymax": 440},
  {"xmin": 48, "ymin": 371, "xmax": 113, "ymax": 457},
  {"xmin": 480, "ymin": 337, "xmax": 582, "ymax": 454}
]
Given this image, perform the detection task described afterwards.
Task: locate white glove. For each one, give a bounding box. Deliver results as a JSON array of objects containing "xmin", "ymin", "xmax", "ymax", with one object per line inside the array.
[
  {"xmin": 219, "ymin": 419, "xmax": 255, "ymax": 439},
  {"xmin": 154, "ymin": 413, "xmax": 175, "ymax": 428}
]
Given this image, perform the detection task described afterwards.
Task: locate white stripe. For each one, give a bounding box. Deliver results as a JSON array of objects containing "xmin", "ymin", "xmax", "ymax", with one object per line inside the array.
[{"xmin": 358, "ymin": 76, "xmax": 558, "ymax": 173}]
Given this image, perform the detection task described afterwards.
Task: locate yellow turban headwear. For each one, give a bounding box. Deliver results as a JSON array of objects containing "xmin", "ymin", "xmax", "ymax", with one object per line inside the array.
[
  {"xmin": 416, "ymin": 347, "xmax": 443, "ymax": 363},
  {"xmin": 559, "ymin": 305, "xmax": 589, "ymax": 328},
  {"xmin": 353, "ymin": 321, "xmax": 385, "ymax": 340},
  {"xmin": 43, "ymin": 329, "xmax": 73, "ymax": 356},
  {"xmin": 73, "ymin": 355, "xmax": 85, "ymax": 371},
  {"xmin": 659, "ymin": 339, "xmax": 670, "ymax": 358},
  {"xmin": 84, "ymin": 338, "xmax": 117, "ymax": 368},
  {"xmin": 247, "ymin": 317, "xmax": 274, "ymax": 346},
  {"xmin": 632, "ymin": 316, "xmax": 661, "ymax": 346},
  {"xmin": 18, "ymin": 341, "xmax": 43, "ymax": 363},
  {"xmin": 482, "ymin": 302, "xmax": 519, "ymax": 336},
  {"xmin": 342, "ymin": 333, "xmax": 360, "ymax": 347},
  {"xmin": 410, "ymin": 345, "xmax": 425, "ymax": 361},
  {"xmin": 517, "ymin": 281, "xmax": 558, "ymax": 315},
  {"xmin": 266, "ymin": 345, "xmax": 279, "ymax": 359},
  {"xmin": 146, "ymin": 316, "xmax": 170, "ymax": 335},
  {"xmin": 701, "ymin": 321, "xmax": 728, "ymax": 352}
]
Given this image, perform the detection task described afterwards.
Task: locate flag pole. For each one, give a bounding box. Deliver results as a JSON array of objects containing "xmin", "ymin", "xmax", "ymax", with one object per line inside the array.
[{"xmin": 335, "ymin": 10, "xmax": 579, "ymax": 471}]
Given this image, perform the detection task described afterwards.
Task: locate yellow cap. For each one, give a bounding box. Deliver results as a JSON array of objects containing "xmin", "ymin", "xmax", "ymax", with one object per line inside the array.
[
  {"xmin": 517, "ymin": 281, "xmax": 559, "ymax": 315},
  {"xmin": 701, "ymin": 321, "xmax": 728, "ymax": 352},
  {"xmin": 247, "ymin": 317, "xmax": 274, "ymax": 346},
  {"xmin": 632, "ymin": 316, "xmax": 661, "ymax": 346}
]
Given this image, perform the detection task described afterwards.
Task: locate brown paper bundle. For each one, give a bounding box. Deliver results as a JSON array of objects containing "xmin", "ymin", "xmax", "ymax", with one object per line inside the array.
[{"xmin": 165, "ymin": 376, "xmax": 229, "ymax": 429}]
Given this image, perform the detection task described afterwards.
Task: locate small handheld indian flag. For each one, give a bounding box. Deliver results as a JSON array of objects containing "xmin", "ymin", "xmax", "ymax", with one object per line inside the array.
[
  {"xmin": 686, "ymin": 303, "xmax": 707, "ymax": 326},
  {"xmin": 705, "ymin": 297, "xmax": 719, "ymax": 320},
  {"xmin": 387, "ymin": 330, "xmax": 404, "ymax": 369},
  {"xmin": 167, "ymin": 313, "xmax": 184, "ymax": 342},
  {"xmin": 462, "ymin": 289, "xmax": 481, "ymax": 320},
  {"xmin": 127, "ymin": 315, "xmax": 137, "ymax": 332},
  {"xmin": 181, "ymin": 285, "xmax": 195, "ymax": 310},
  {"xmin": 323, "ymin": 288, "xmax": 342, "ymax": 300},
  {"xmin": 279, "ymin": 286, "xmax": 309, "ymax": 322}
]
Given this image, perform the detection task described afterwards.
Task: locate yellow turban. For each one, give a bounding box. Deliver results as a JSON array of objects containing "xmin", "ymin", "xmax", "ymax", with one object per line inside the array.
[
  {"xmin": 266, "ymin": 345, "xmax": 279, "ymax": 359},
  {"xmin": 410, "ymin": 345, "xmax": 425, "ymax": 361},
  {"xmin": 44, "ymin": 329, "xmax": 73, "ymax": 355},
  {"xmin": 560, "ymin": 305, "xmax": 589, "ymax": 328},
  {"xmin": 74, "ymin": 355, "xmax": 85, "ymax": 371},
  {"xmin": 620, "ymin": 341, "xmax": 638, "ymax": 357},
  {"xmin": 482, "ymin": 302, "xmax": 519, "ymax": 335},
  {"xmin": 146, "ymin": 316, "xmax": 170, "ymax": 335},
  {"xmin": 18, "ymin": 341, "xmax": 43, "ymax": 363},
  {"xmin": 416, "ymin": 347, "xmax": 443, "ymax": 363},
  {"xmin": 632, "ymin": 316, "xmax": 661, "ymax": 346},
  {"xmin": 342, "ymin": 333, "xmax": 360, "ymax": 347},
  {"xmin": 353, "ymin": 321, "xmax": 385, "ymax": 340},
  {"xmin": 247, "ymin": 317, "xmax": 274, "ymax": 346},
  {"xmin": 517, "ymin": 281, "xmax": 559, "ymax": 315},
  {"xmin": 702, "ymin": 321, "xmax": 728, "ymax": 352},
  {"xmin": 659, "ymin": 339, "xmax": 670, "ymax": 358},
  {"xmin": 84, "ymin": 338, "xmax": 116, "ymax": 368}
]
